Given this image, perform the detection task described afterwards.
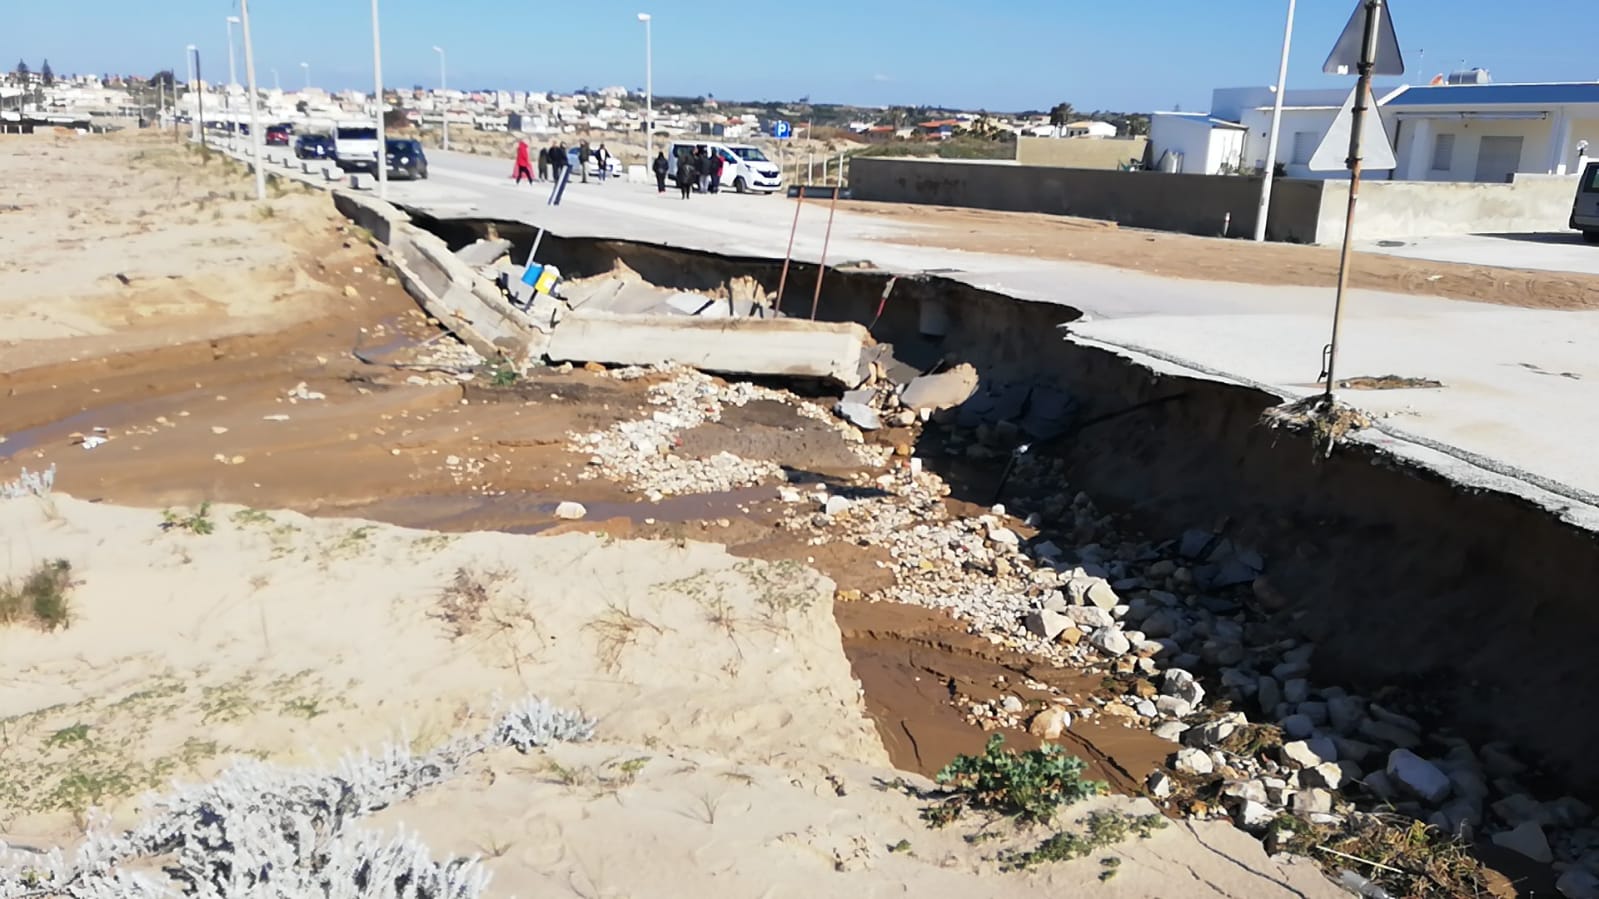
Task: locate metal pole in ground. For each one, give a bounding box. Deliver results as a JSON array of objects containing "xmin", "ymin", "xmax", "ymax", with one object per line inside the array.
[
  {"xmin": 370, "ymin": 0, "xmax": 389, "ymax": 201},
  {"xmin": 1254, "ymin": 0, "xmax": 1296, "ymax": 242},
  {"xmin": 809, "ymin": 185, "xmax": 841, "ymax": 320},
  {"xmin": 225, "ymin": 16, "xmax": 239, "ymax": 125},
  {"xmin": 775, "ymin": 187, "xmax": 806, "ymax": 314},
  {"xmin": 1323, "ymin": 0, "xmax": 1381, "ymax": 403}
]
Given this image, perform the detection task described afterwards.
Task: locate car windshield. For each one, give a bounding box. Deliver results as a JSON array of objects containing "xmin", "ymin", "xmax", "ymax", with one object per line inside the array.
[
  {"xmin": 386, "ymin": 140, "xmax": 418, "ymax": 151},
  {"xmin": 337, "ymin": 127, "xmax": 378, "ymax": 140},
  {"xmin": 731, "ymin": 147, "xmax": 769, "ymax": 162}
]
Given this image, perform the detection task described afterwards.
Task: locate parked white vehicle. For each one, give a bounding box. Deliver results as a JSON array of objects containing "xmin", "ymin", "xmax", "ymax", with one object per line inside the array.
[
  {"xmin": 1571, "ymin": 160, "xmax": 1599, "ymax": 244},
  {"xmin": 666, "ymin": 141, "xmax": 783, "ymax": 194},
  {"xmin": 333, "ymin": 122, "xmax": 381, "ymax": 173}
]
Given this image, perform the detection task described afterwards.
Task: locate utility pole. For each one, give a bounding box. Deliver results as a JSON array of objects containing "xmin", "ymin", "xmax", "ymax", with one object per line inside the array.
[
  {"xmin": 240, "ymin": 0, "xmax": 266, "ymax": 200},
  {"xmin": 638, "ymin": 13, "xmax": 653, "ymax": 162},
  {"xmin": 185, "ymin": 46, "xmax": 198, "ymax": 142},
  {"xmin": 371, "ymin": 0, "xmax": 389, "ymax": 200},
  {"xmin": 193, "ymin": 48, "xmax": 207, "ymax": 149},
  {"xmin": 1254, "ymin": 0, "xmax": 1296, "ymax": 242},
  {"xmin": 226, "ymin": 16, "xmax": 239, "ymax": 124},
  {"xmin": 433, "ymin": 45, "xmax": 449, "ymax": 150}
]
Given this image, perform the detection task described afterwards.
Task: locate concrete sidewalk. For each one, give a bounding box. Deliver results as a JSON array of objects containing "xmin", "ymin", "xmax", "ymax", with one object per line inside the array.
[{"xmin": 222, "ymin": 140, "xmax": 1599, "ymax": 528}]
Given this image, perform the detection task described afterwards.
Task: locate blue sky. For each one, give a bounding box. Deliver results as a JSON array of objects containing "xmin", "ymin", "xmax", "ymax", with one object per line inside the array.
[{"xmin": 8, "ymin": 1, "xmax": 1598, "ymax": 112}]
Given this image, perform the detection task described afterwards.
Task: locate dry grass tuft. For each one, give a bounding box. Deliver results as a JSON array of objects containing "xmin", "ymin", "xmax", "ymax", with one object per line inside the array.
[{"xmin": 0, "ymin": 559, "xmax": 76, "ymax": 631}]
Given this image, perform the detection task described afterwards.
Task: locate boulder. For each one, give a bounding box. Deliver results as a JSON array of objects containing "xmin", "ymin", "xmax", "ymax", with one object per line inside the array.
[
  {"xmin": 1282, "ymin": 678, "xmax": 1311, "ymax": 704},
  {"xmin": 1089, "ymin": 627, "xmax": 1131, "ymax": 657},
  {"xmin": 1185, "ymin": 714, "xmax": 1242, "ymax": 748},
  {"xmin": 1492, "ymin": 821, "xmax": 1553, "ymax": 863},
  {"xmin": 1084, "ymin": 579, "xmax": 1120, "ymax": 611},
  {"xmin": 1065, "ymin": 605, "xmax": 1114, "ymax": 630},
  {"xmin": 1291, "ymin": 788, "xmax": 1333, "ymax": 816},
  {"xmin": 1028, "ymin": 705, "xmax": 1072, "ymax": 740},
  {"xmin": 899, "ymin": 364, "xmax": 979, "ymax": 412},
  {"xmin": 1161, "ymin": 668, "xmax": 1206, "ymax": 705},
  {"xmin": 553, "ymin": 501, "xmax": 587, "ymax": 520},
  {"xmin": 1282, "ymin": 737, "xmax": 1338, "ymax": 768},
  {"xmin": 1148, "ymin": 770, "xmax": 1174, "ymax": 799},
  {"xmin": 1300, "ymin": 761, "xmax": 1359, "ymax": 790},
  {"xmin": 1360, "ymin": 717, "xmax": 1422, "ymax": 750},
  {"xmin": 1257, "ymin": 676, "xmax": 1283, "ymax": 716},
  {"xmin": 1387, "ymin": 749, "xmax": 1452, "ymax": 804},
  {"xmin": 1327, "ymin": 695, "xmax": 1366, "ymax": 734},
  {"xmin": 824, "ymin": 495, "xmax": 853, "ymax": 517},
  {"xmin": 1236, "ymin": 800, "xmax": 1275, "ymax": 831},
  {"xmin": 1152, "ymin": 721, "xmax": 1189, "ymax": 742},
  {"xmin": 1155, "ymin": 695, "xmax": 1193, "ymax": 718},
  {"xmin": 1023, "ymin": 609, "xmax": 1072, "ymax": 641},
  {"xmin": 1174, "ymin": 747, "xmax": 1214, "ymax": 776},
  {"xmin": 1139, "ymin": 610, "xmax": 1178, "ymax": 639},
  {"xmin": 1556, "ymin": 867, "xmax": 1599, "ymax": 899},
  {"xmin": 1281, "ymin": 714, "xmax": 1315, "ymax": 739},
  {"xmin": 834, "ymin": 400, "xmax": 881, "ymax": 431}
]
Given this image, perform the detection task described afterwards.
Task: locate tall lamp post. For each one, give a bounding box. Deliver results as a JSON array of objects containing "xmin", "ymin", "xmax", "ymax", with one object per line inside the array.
[
  {"xmin": 240, "ymin": 0, "xmax": 266, "ymax": 200},
  {"xmin": 1253, "ymin": 0, "xmax": 1297, "ymax": 242},
  {"xmin": 300, "ymin": 61, "xmax": 310, "ymax": 91},
  {"xmin": 371, "ymin": 0, "xmax": 388, "ymax": 200},
  {"xmin": 638, "ymin": 12, "xmax": 653, "ymax": 162},
  {"xmin": 433, "ymin": 45, "xmax": 449, "ymax": 151},
  {"xmin": 225, "ymin": 15, "xmax": 240, "ymax": 125},
  {"xmin": 185, "ymin": 45, "xmax": 199, "ymax": 142}
]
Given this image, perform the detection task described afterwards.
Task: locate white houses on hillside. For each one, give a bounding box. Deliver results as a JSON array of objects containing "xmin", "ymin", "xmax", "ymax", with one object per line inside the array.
[{"xmin": 1151, "ymin": 80, "xmax": 1599, "ymax": 182}]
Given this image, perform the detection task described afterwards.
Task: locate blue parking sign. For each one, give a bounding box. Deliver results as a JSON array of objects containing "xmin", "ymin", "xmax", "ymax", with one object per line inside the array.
[{"xmin": 771, "ymin": 120, "xmax": 792, "ymax": 139}]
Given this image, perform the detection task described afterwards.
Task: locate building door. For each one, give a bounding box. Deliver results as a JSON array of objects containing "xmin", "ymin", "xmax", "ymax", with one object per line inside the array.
[{"xmin": 1474, "ymin": 136, "xmax": 1524, "ymax": 183}]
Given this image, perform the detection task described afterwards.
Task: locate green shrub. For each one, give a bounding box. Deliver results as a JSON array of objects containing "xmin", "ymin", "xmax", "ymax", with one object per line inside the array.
[{"xmin": 922, "ymin": 734, "xmax": 1106, "ymax": 827}]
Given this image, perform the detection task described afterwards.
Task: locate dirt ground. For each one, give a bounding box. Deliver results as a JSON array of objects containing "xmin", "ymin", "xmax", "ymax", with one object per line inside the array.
[{"xmin": 837, "ymin": 201, "xmax": 1599, "ymax": 311}]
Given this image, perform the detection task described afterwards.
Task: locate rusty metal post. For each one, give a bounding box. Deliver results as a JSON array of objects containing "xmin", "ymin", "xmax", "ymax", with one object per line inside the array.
[{"xmin": 809, "ymin": 185, "xmax": 841, "ymax": 320}]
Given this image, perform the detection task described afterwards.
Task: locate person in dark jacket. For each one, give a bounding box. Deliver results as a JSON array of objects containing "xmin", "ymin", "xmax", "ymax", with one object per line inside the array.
[
  {"xmin": 536, "ymin": 145, "xmax": 550, "ymax": 182},
  {"xmin": 595, "ymin": 143, "xmax": 610, "ymax": 182},
  {"xmin": 550, "ymin": 142, "xmax": 567, "ymax": 182},
  {"xmin": 709, "ymin": 150, "xmax": 725, "ymax": 193},
  {"xmin": 675, "ymin": 148, "xmax": 694, "ymax": 199},
  {"xmin": 578, "ymin": 140, "xmax": 591, "ymax": 183},
  {"xmin": 652, "ymin": 151, "xmax": 669, "ymax": 193},
  {"xmin": 695, "ymin": 146, "xmax": 711, "ymax": 193}
]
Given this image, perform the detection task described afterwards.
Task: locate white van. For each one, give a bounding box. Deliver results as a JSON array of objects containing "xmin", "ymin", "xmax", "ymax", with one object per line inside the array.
[
  {"xmin": 333, "ymin": 122, "xmax": 381, "ymax": 173},
  {"xmin": 666, "ymin": 141, "xmax": 783, "ymax": 194},
  {"xmin": 1570, "ymin": 161, "xmax": 1599, "ymax": 244}
]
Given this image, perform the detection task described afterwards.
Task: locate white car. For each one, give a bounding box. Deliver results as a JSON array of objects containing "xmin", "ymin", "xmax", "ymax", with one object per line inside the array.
[
  {"xmin": 666, "ymin": 141, "xmax": 783, "ymax": 194},
  {"xmin": 333, "ymin": 123, "xmax": 382, "ymax": 173}
]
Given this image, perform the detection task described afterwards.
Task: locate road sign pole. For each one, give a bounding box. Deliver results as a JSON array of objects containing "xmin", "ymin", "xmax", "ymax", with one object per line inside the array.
[{"xmin": 1324, "ymin": 0, "xmax": 1384, "ymax": 404}]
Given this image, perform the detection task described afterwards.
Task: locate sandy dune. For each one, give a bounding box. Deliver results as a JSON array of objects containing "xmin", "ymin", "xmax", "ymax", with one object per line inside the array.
[{"xmin": 0, "ymin": 495, "xmax": 1340, "ymax": 897}]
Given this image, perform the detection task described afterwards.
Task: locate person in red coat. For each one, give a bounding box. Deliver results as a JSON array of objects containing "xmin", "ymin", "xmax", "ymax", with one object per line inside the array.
[{"xmin": 512, "ymin": 140, "xmax": 534, "ymax": 184}]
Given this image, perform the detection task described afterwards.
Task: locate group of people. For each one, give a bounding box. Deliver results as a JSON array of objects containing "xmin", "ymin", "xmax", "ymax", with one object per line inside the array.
[
  {"xmin": 653, "ymin": 145, "xmax": 725, "ymax": 199},
  {"xmin": 512, "ymin": 139, "xmax": 611, "ymax": 185}
]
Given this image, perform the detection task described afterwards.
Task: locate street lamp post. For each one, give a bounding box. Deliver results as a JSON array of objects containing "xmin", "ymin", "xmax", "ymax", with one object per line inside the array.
[
  {"xmin": 1253, "ymin": 0, "xmax": 1297, "ymax": 242},
  {"xmin": 185, "ymin": 45, "xmax": 199, "ymax": 142},
  {"xmin": 638, "ymin": 13, "xmax": 653, "ymax": 162},
  {"xmin": 300, "ymin": 62, "xmax": 310, "ymax": 92},
  {"xmin": 225, "ymin": 15, "xmax": 239, "ymax": 126},
  {"xmin": 433, "ymin": 45, "xmax": 448, "ymax": 151},
  {"xmin": 371, "ymin": 0, "xmax": 389, "ymax": 200},
  {"xmin": 239, "ymin": 0, "xmax": 266, "ymax": 200}
]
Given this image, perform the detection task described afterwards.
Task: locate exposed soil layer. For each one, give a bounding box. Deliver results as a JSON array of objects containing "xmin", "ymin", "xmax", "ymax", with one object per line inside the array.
[{"xmin": 831, "ymin": 200, "xmax": 1599, "ymax": 311}]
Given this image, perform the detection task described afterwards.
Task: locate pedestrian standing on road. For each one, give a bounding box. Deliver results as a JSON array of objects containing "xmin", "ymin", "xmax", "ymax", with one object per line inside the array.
[
  {"xmin": 551, "ymin": 142, "xmax": 567, "ymax": 183},
  {"xmin": 710, "ymin": 151, "xmax": 725, "ymax": 194},
  {"xmin": 676, "ymin": 149, "xmax": 694, "ymax": 199},
  {"xmin": 512, "ymin": 140, "xmax": 534, "ymax": 184},
  {"xmin": 595, "ymin": 143, "xmax": 610, "ymax": 182},
  {"xmin": 652, "ymin": 151, "xmax": 669, "ymax": 193},
  {"xmin": 537, "ymin": 145, "xmax": 550, "ymax": 182},
  {"xmin": 578, "ymin": 141, "xmax": 591, "ymax": 184},
  {"xmin": 696, "ymin": 146, "xmax": 711, "ymax": 194}
]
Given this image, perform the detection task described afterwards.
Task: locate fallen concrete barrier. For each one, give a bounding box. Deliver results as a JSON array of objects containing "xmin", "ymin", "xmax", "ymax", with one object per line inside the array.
[
  {"xmin": 547, "ymin": 309, "xmax": 868, "ymax": 387},
  {"xmin": 333, "ymin": 190, "xmax": 542, "ymax": 364}
]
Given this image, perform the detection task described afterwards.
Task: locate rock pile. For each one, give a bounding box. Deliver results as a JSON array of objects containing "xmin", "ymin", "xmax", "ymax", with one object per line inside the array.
[
  {"xmin": 571, "ymin": 366, "xmax": 886, "ymax": 498},
  {"xmin": 791, "ymin": 416, "xmax": 1599, "ymax": 894}
]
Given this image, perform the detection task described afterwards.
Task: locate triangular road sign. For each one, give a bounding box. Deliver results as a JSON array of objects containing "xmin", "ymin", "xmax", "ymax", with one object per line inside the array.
[
  {"xmin": 1309, "ymin": 84, "xmax": 1397, "ymax": 172},
  {"xmin": 1324, "ymin": 0, "xmax": 1404, "ymax": 76}
]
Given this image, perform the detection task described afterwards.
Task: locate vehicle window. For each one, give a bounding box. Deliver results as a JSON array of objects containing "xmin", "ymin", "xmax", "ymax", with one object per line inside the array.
[
  {"xmin": 1586, "ymin": 164, "xmax": 1599, "ymax": 193},
  {"xmin": 337, "ymin": 127, "xmax": 378, "ymax": 140},
  {"xmin": 731, "ymin": 147, "xmax": 769, "ymax": 162}
]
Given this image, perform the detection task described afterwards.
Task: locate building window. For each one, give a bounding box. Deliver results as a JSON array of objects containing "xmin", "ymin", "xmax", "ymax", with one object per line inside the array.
[
  {"xmin": 1431, "ymin": 133, "xmax": 1455, "ymax": 171},
  {"xmin": 1290, "ymin": 131, "xmax": 1317, "ymax": 165}
]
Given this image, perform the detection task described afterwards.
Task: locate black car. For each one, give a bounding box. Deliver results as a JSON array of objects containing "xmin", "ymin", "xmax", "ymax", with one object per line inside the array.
[
  {"xmin": 385, "ymin": 139, "xmax": 428, "ymax": 180},
  {"xmin": 295, "ymin": 134, "xmax": 335, "ymax": 160}
]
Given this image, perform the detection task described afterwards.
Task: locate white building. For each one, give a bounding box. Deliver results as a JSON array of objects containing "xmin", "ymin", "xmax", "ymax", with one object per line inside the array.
[
  {"xmin": 1065, "ymin": 119, "xmax": 1117, "ymax": 139},
  {"xmin": 1155, "ymin": 81, "xmax": 1599, "ymax": 183}
]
